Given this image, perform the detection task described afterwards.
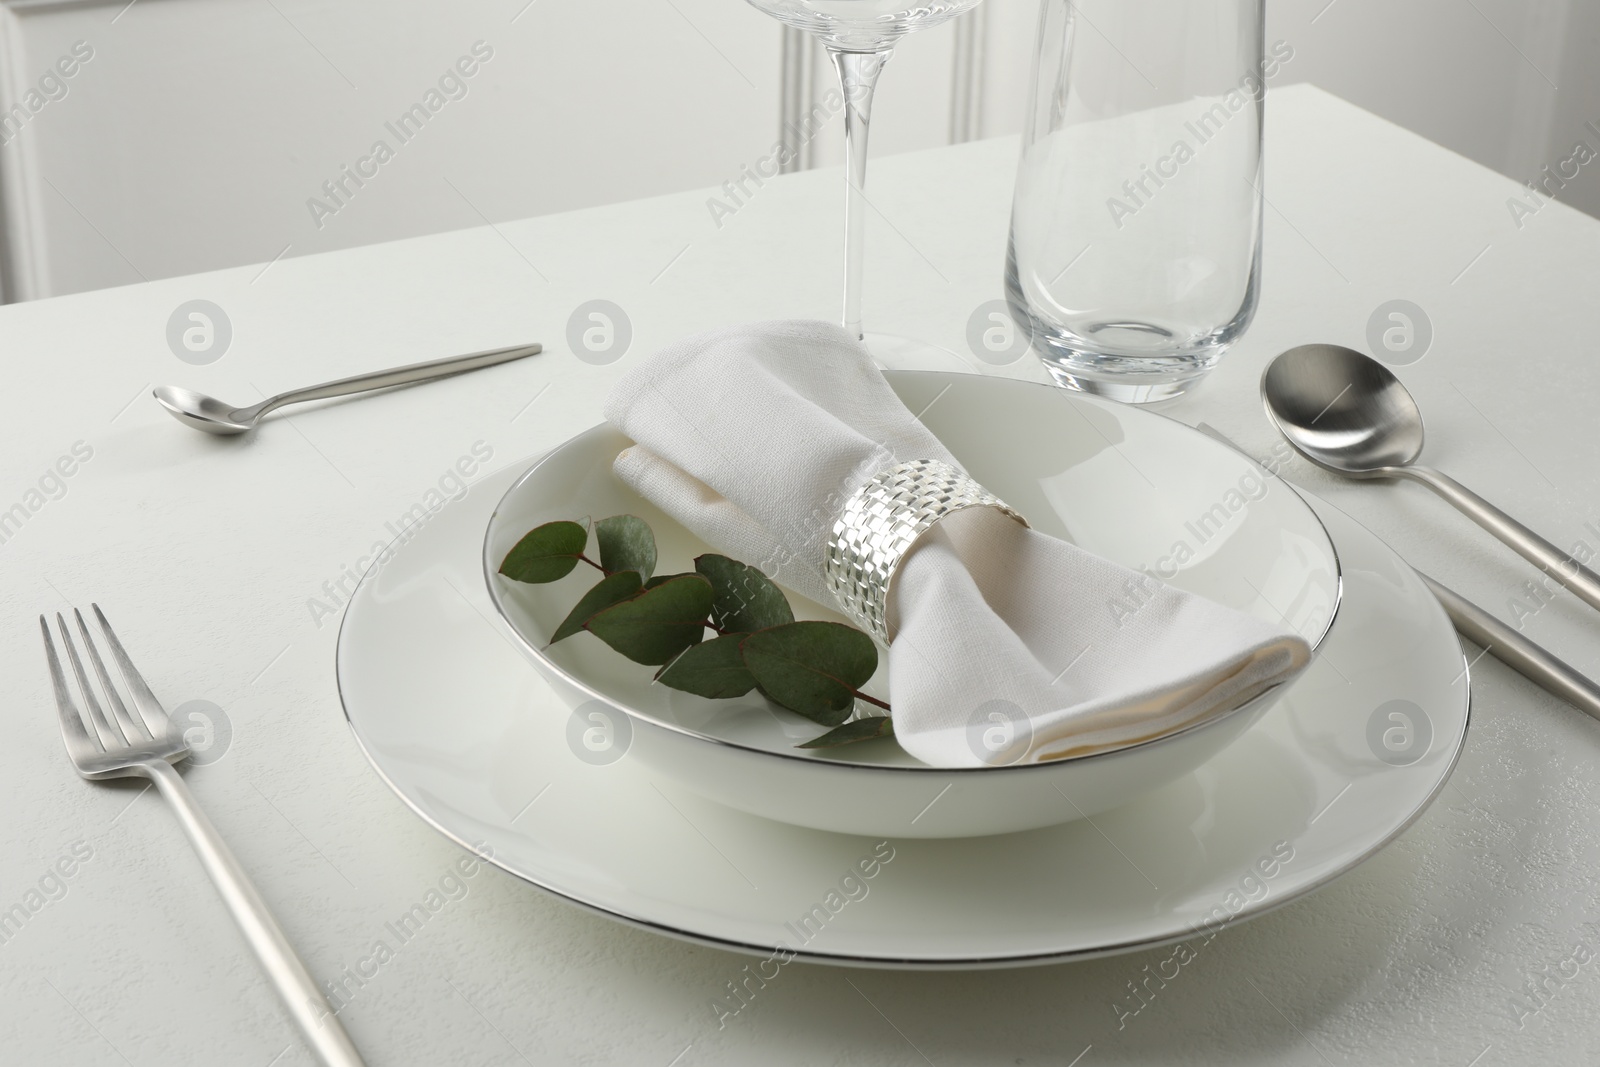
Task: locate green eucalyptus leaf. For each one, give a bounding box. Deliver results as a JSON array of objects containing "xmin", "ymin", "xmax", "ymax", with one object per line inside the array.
[
  {"xmin": 695, "ymin": 554, "xmax": 794, "ymax": 632},
  {"xmin": 645, "ymin": 572, "xmax": 694, "ymax": 589},
  {"xmin": 740, "ymin": 621, "xmax": 879, "ymax": 726},
  {"xmin": 550, "ymin": 571, "xmax": 643, "ymax": 644},
  {"xmin": 596, "ymin": 515, "xmax": 657, "ymax": 580},
  {"xmin": 585, "ymin": 574, "xmax": 713, "ymax": 665},
  {"xmin": 656, "ymin": 633, "xmax": 757, "ymax": 698},
  {"xmin": 797, "ymin": 716, "xmax": 895, "ymax": 749},
  {"xmin": 499, "ymin": 521, "xmax": 588, "ymax": 584}
]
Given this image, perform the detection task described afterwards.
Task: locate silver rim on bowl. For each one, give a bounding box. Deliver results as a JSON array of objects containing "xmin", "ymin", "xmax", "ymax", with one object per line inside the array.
[{"xmin": 479, "ymin": 371, "xmax": 1345, "ymax": 777}]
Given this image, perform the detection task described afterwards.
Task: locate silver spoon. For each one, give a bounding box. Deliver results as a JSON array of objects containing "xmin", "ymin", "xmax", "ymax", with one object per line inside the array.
[
  {"xmin": 1262, "ymin": 343, "xmax": 1600, "ymax": 613},
  {"xmin": 154, "ymin": 342, "xmax": 542, "ymax": 435},
  {"xmin": 1196, "ymin": 420, "xmax": 1600, "ymax": 721}
]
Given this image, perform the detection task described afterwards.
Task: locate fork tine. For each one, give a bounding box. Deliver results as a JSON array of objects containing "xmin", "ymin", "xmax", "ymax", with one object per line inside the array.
[
  {"xmin": 56, "ymin": 612, "xmax": 128, "ymax": 749},
  {"xmin": 41, "ymin": 615, "xmax": 102, "ymax": 756},
  {"xmin": 91, "ymin": 604, "xmax": 169, "ymax": 736},
  {"xmin": 74, "ymin": 608, "xmax": 151, "ymax": 742}
]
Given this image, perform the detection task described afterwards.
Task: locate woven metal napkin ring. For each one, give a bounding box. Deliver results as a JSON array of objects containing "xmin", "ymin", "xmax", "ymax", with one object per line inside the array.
[{"xmin": 824, "ymin": 459, "xmax": 1028, "ymax": 644}]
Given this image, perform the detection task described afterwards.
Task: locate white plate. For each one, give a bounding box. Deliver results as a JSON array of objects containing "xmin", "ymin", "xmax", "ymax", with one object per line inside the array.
[
  {"xmin": 479, "ymin": 373, "xmax": 1341, "ymax": 837},
  {"xmin": 338, "ymin": 467, "xmax": 1469, "ymax": 967}
]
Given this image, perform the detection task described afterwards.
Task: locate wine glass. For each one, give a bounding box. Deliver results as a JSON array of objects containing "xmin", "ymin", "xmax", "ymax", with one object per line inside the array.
[{"xmin": 744, "ymin": 0, "xmax": 987, "ymax": 368}]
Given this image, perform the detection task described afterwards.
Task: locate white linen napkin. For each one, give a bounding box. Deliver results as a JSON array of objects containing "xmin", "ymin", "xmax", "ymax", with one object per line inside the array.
[{"xmin": 605, "ymin": 320, "xmax": 1311, "ymax": 767}]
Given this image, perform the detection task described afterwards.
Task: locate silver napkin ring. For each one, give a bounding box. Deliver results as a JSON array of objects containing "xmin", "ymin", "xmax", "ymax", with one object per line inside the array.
[{"xmin": 824, "ymin": 459, "xmax": 1028, "ymax": 644}]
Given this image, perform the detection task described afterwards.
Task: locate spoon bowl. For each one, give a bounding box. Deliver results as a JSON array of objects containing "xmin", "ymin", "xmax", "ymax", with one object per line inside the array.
[
  {"xmin": 1261, "ymin": 343, "xmax": 1424, "ymax": 477},
  {"xmin": 1262, "ymin": 341, "xmax": 1600, "ymax": 614},
  {"xmin": 152, "ymin": 385, "xmax": 256, "ymax": 435}
]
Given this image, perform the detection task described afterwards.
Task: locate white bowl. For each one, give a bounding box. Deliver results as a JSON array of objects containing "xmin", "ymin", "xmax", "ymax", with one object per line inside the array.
[{"xmin": 483, "ymin": 372, "xmax": 1339, "ymax": 837}]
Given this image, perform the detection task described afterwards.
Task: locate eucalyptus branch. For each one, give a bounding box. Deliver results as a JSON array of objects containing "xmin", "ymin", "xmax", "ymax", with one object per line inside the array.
[{"xmin": 498, "ymin": 515, "xmax": 896, "ymax": 749}]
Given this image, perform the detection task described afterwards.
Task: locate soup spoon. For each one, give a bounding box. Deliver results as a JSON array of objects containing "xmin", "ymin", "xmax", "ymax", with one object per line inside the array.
[
  {"xmin": 154, "ymin": 342, "xmax": 541, "ymax": 435},
  {"xmin": 1262, "ymin": 343, "xmax": 1600, "ymax": 613}
]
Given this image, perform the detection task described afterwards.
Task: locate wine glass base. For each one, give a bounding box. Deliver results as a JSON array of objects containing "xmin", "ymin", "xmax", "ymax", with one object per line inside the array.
[{"xmin": 862, "ymin": 332, "xmax": 978, "ymax": 373}]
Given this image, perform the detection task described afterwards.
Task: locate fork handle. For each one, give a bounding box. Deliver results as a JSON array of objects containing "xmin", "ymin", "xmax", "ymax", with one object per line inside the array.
[{"xmin": 145, "ymin": 760, "xmax": 366, "ymax": 1066}]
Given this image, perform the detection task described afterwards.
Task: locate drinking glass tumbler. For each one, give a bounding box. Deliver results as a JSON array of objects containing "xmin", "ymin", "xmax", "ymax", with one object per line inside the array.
[{"xmin": 1006, "ymin": 0, "xmax": 1272, "ymax": 402}]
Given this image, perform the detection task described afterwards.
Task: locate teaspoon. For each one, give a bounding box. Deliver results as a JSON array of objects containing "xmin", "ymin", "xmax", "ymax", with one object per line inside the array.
[
  {"xmin": 154, "ymin": 342, "xmax": 542, "ymax": 435},
  {"xmin": 1262, "ymin": 343, "xmax": 1600, "ymax": 613}
]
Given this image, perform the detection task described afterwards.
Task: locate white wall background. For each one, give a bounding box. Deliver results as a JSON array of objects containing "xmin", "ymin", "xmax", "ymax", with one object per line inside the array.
[
  {"xmin": 1267, "ymin": 0, "xmax": 1600, "ymax": 216},
  {"xmin": 0, "ymin": 0, "xmax": 1595, "ymax": 302}
]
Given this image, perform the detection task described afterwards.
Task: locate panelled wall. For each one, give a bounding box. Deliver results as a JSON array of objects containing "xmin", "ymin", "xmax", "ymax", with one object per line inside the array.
[{"xmin": 0, "ymin": 0, "xmax": 1596, "ymax": 302}]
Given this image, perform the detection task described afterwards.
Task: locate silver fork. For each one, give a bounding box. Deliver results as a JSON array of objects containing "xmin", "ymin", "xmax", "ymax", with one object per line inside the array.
[{"xmin": 42, "ymin": 605, "xmax": 366, "ymax": 1067}]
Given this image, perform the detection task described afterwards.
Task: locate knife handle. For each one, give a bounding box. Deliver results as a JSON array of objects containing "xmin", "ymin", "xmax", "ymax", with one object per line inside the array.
[{"xmin": 1422, "ymin": 573, "xmax": 1600, "ymax": 722}]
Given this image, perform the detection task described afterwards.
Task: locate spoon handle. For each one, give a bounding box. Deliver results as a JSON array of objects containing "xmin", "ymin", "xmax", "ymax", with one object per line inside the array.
[
  {"xmin": 1398, "ymin": 465, "xmax": 1600, "ymax": 613},
  {"xmin": 249, "ymin": 343, "xmax": 541, "ymax": 418}
]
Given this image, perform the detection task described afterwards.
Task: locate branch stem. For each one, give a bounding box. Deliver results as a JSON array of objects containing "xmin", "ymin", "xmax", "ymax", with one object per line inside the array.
[{"xmin": 854, "ymin": 691, "xmax": 891, "ymax": 712}]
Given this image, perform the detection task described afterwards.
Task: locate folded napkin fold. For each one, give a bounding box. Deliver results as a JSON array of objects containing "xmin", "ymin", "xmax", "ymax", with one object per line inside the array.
[{"xmin": 605, "ymin": 321, "xmax": 1311, "ymax": 768}]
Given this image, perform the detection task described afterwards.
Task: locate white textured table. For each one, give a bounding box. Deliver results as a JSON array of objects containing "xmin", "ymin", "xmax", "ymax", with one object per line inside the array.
[{"xmin": 3, "ymin": 84, "xmax": 1598, "ymax": 1066}]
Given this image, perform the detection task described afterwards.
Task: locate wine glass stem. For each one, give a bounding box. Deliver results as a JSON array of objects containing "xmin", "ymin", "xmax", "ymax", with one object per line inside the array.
[{"xmin": 829, "ymin": 47, "xmax": 892, "ymax": 342}]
